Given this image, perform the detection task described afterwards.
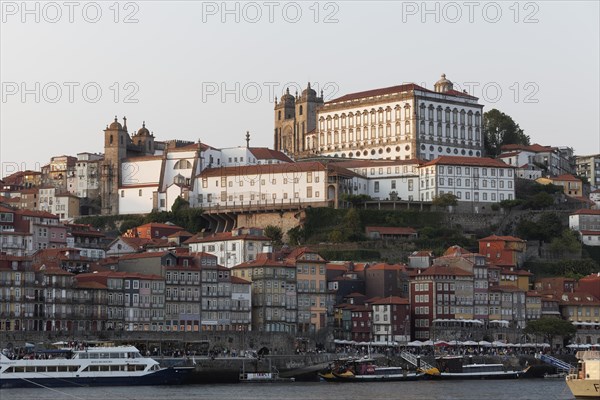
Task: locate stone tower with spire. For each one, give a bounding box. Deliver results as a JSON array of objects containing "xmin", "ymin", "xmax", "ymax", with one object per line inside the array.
[
  {"xmin": 273, "ymin": 83, "xmax": 323, "ymax": 158},
  {"xmin": 100, "ymin": 117, "xmax": 156, "ymax": 215},
  {"xmin": 101, "ymin": 116, "xmax": 128, "ymax": 215}
]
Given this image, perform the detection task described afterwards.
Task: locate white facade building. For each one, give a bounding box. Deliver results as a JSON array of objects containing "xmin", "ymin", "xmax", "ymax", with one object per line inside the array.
[
  {"xmin": 191, "ymin": 161, "xmax": 364, "ymax": 210},
  {"xmin": 418, "ymin": 156, "xmax": 515, "ymax": 203},
  {"xmin": 71, "ymin": 152, "xmax": 102, "ymax": 198},
  {"xmin": 336, "ymin": 159, "xmax": 422, "ymax": 201},
  {"xmin": 185, "ymin": 227, "xmax": 271, "ymax": 268},
  {"xmin": 569, "ymin": 209, "xmax": 600, "ymax": 246},
  {"xmin": 307, "ymin": 75, "xmax": 484, "ymax": 162}
]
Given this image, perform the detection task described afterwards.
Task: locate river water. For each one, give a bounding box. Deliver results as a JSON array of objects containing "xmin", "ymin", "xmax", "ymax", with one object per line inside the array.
[{"xmin": 1, "ymin": 380, "xmax": 575, "ymax": 400}]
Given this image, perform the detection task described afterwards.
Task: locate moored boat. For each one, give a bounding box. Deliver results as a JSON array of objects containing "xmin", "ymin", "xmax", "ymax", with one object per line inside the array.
[
  {"xmin": 320, "ymin": 357, "xmax": 422, "ymax": 382},
  {"xmin": 0, "ymin": 345, "xmax": 193, "ymax": 389},
  {"xmin": 565, "ymin": 350, "xmax": 600, "ymax": 399},
  {"xmin": 424, "ymin": 356, "xmax": 523, "ymax": 380}
]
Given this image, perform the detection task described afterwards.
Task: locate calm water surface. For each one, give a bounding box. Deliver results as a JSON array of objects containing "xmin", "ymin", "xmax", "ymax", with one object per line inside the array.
[{"xmin": 1, "ymin": 380, "xmax": 576, "ymax": 400}]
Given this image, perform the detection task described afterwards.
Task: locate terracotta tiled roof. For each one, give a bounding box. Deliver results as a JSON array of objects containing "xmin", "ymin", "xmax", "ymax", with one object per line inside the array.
[
  {"xmin": 421, "ymin": 156, "xmax": 511, "ymax": 168},
  {"xmin": 420, "ymin": 265, "xmax": 473, "ymax": 277},
  {"xmin": 18, "ymin": 209, "xmax": 59, "ymax": 219},
  {"xmin": 367, "ymin": 262, "xmax": 407, "ymax": 271},
  {"xmin": 500, "ymin": 143, "xmax": 556, "ymax": 153},
  {"xmin": 551, "ymin": 174, "xmax": 580, "ymax": 182},
  {"xmin": 479, "ymin": 235, "xmax": 525, "ymax": 243},
  {"xmin": 371, "ymin": 296, "xmax": 410, "ymax": 305},
  {"xmin": 410, "ymin": 250, "xmax": 433, "ymax": 257},
  {"xmin": 119, "ymin": 251, "xmax": 171, "ymax": 260},
  {"xmin": 232, "ymin": 252, "xmax": 294, "ymax": 269},
  {"xmin": 580, "ymin": 230, "xmax": 600, "ymax": 235},
  {"xmin": 76, "ymin": 281, "xmax": 108, "ymax": 289},
  {"xmin": 249, "ymin": 147, "xmax": 293, "ymax": 163},
  {"xmin": 572, "ymin": 209, "xmax": 600, "ymax": 215},
  {"xmin": 197, "ymin": 161, "xmax": 327, "ymax": 178},
  {"xmin": 230, "ymin": 276, "xmax": 251, "ymax": 284},
  {"xmin": 327, "ymin": 83, "xmax": 430, "ymax": 104}
]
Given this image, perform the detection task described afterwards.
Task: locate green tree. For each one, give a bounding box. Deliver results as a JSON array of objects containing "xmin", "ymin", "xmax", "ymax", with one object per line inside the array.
[
  {"xmin": 432, "ymin": 193, "xmax": 458, "ymax": 207},
  {"xmin": 263, "ymin": 225, "xmax": 283, "ymax": 246},
  {"xmin": 524, "ymin": 318, "xmax": 576, "ymax": 346},
  {"xmin": 483, "ymin": 109, "xmax": 530, "ymax": 156},
  {"xmin": 287, "ymin": 226, "xmax": 305, "ymax": 245},
  {"xmin": 328, "ymin": 230, "xmax": 344, "ymax": 243},
  {"xmin": 342, "ymin": 208, "xmax": 363, "ymax": 241},
  {"xmin": 549, "ymin": 230, "xmax": 581, "ymax": 256},
  {"xmin": 523, "ymin": 192, "xmax": 555, "ymax": 210}
]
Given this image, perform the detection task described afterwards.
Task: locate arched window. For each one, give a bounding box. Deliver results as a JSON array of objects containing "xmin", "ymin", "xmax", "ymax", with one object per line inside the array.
[
  {"xmin": 174, "ymin": 159, "xmax": 192, "ymax": 169},
  {"xmin": 278, "ymin": 110, "xmax": 281, "ymax": 120},
  {"xmin": 299, "ymin": 105, "xmax": 303, "ymax": 116},
  {"xmin": 110, "ymin": 135, "xmax": 113, "ymax": 144}
]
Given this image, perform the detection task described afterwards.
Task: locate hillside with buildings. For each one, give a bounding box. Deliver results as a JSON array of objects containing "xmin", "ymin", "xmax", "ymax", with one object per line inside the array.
[{"xmin": 1, "ymin": 75, "xmax": 599, "ymax": 350}]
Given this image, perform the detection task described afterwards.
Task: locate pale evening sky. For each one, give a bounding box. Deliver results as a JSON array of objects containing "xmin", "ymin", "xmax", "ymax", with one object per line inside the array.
[{"xmin": 1, "ymin": 1, "xmax": 599, "ymax": 176}]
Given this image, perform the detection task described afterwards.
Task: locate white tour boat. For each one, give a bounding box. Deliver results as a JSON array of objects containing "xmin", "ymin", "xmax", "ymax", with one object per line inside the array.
[{"xmin": 0, "ymin": 345, "xmax": 193, "ymax": 389}]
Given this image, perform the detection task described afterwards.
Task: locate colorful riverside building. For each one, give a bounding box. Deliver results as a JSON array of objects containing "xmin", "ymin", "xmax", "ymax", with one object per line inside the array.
[
  {"xmin": 286, "ymin": 247, "xmax": 330, "ymax": 334},
  {"xmin": 410, "ymin": 265, "xmax": 473, "ymax": 340},
  {"xmin": 231, "ymin": 252, "xmax": 298, "ymax": 333}
]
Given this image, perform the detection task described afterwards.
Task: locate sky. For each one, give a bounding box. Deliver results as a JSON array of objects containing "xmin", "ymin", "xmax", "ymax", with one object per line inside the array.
[{"xmin": 1, "ymin": 1, "xmax": 599, "ymax": 177}]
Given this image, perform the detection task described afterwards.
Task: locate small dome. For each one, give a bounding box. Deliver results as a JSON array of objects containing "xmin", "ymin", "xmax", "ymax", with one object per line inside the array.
[
  {"xmin": 280, "ymin": 87, "xmax": 295, "ymax": 103},
  {"xmin": 434, "ymin": 74, "xmax": 453, "ymax": 93},
  {"xmin": 109, "ymin": 116, "xmax": 122, "ymax": 130},
  {"xmin": 302, "ymin": 82, "xmax": 317, "ymax": 98},
  {"xmin": 137, "ymin": 121, "xmax": 150, "ymax": 136}
]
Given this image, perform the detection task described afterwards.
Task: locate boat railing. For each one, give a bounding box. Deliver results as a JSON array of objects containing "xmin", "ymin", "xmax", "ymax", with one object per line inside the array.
[{"xmin": 400, "ymin": 351, "xmax": 434, "ymax": 371}]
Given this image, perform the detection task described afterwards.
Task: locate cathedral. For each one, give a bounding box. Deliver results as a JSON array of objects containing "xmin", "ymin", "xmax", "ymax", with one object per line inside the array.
[{"xmin": 274, "ymin": 75, "xmax": 485, "ymax": 162}]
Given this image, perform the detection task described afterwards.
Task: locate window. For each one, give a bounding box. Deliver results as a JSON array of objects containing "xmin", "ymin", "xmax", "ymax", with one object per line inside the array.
[{"xmin": 374, "ymin": 182, "xmax": 380, "ymax": 193}]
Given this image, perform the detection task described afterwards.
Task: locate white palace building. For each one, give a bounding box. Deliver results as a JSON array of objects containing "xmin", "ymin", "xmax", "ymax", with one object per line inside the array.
[{"xmin": 275, "ymin": 74, "xmax": 485, "ymax": 162}]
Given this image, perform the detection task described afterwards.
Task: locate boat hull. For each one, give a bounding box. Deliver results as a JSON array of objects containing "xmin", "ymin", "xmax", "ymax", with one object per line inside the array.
[
  {"xmin": 426, "ymin": 371, "xmax": 522, "ymax": 380},
  {"xmin": 566, "ymin": 379, "xmax": 600, "ymax": 399},
  {"xmin": 330, "ymin": 373, "xmax": 423, "ymax": 382},
  {"xmin": 0, "ymin": 367, "xmax": 193, "ymax": 389}
]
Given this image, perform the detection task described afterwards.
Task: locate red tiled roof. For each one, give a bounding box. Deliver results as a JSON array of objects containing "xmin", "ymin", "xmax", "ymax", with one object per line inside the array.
[
  {"xmin": 18, "ymin": 209, "xmax": 59, "ymax": 219},
  {"xmin": 421, "ymin": 156, "xmax": 511, "ymax": 168},
  {"xmin": 371, "ymin": 296, "xmax": 410, "ymax": 305},
  {"xmin": 232, "ymin": 253, "xmax": 295, "ymax": 269},
  {"xmin": 572, "ymin": 209, "xmax": 600, "ymax": 215},
  {"xmin": 580, "ymin": 230, "xmax": 600, "ymax": 236},
  {"xmin": 368, "ymin": 262, "xmax": 407, "ymax": 271},
  {"xmin": 551, "ymin": 174, "xmax": 580, "ymax": 182},
  {"xmin": 500, "ymin": 143, "xmax": 556, "ymax": 153},
  {"xmin": 327, "ymin": 83, "xmax": 430, "ymax": 104},
  {"xmin": 479, "ymin": 235, "xmax": 525, "ymax": 243},
  {"xmin": 249, "ymin": 147, "xmax": 293, "ymax": 163},
  {"xmin": 326, "ymin": 264, "xmax": 348, "ymax": 271},
  {"xmin": 410, "ymin": 250, "xmax": 433, "ymax": 257},
  {"xmin": 230, "ymin": 276, "xmax": 251, "ymax": 284},
  {"xmin": 119, "ymin": 251, "xmax": 171, "ymax": 260},
  {"xmin": 76, "ymin": 281, "xmax": 108, "ymax": 289},
  {"xmin": 420, "ymin": 265, "xmax": 473, "ymax": 277}
]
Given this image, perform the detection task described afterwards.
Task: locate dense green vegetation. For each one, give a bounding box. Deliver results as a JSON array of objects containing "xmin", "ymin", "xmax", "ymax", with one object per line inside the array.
[
  {"xmin": 75, "ymin": 197, "xmax": 206, "ymax": 234},
  {"xmin": 483, "ymin": 108, "xmax": 530, "ymax": 157}
]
